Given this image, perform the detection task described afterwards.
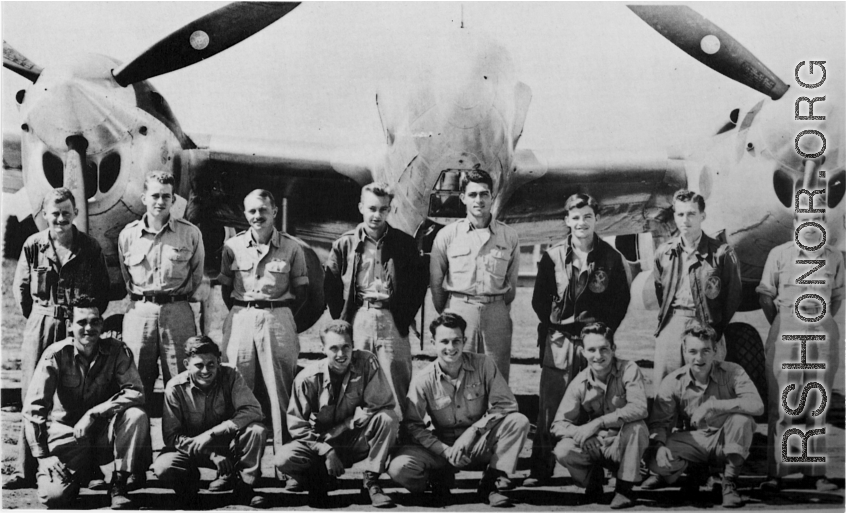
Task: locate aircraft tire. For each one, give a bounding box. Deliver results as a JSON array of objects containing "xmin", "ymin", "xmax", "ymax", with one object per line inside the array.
[{"xmin": 723, "ymin": 322, "xmax": 768, "ymax": 422}]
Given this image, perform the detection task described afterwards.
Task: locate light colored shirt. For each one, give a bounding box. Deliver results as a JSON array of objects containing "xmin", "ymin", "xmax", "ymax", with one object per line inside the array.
[
  {"xmin": 287, "ymin": 350, "xmax": 394, "ymax": 456},
  {"xmin": 23, "ymin": 337, "xmax": 144, "ymax": 457},
  {"xmin": 430, "ymin": 217, "xmax": 520, "ymax": 308},
  {"xmin": 550, "ymin": 358, "xmax": 648, "ymax": 440},
  {"xmin": 670, "ymin": 234, "xmax": 702, "ymax": 310},
  {"xmin": 162, "ymin": 366, "xmax": 264, "ymax": 451},
  {"xmin": 404, "ymin": 352, "xmax": 518, "ymax": 456},
  {"xmin": 756, "ymin": 240, "xmax": 845, "ymax": 312},
  {"xmin": 649, "ymin": 361, "xmax": 764, "ymax": 445},
  {"xmin": 118, "ymin": 214, "xmax": 204, "ymax": 296},
  {"xmin": 356, "ymin": 234, "xmax": 391, "ymax": 301},
  {"xmin": 219, "ymin": 228, "xmax": 309, "ymax": 302}
]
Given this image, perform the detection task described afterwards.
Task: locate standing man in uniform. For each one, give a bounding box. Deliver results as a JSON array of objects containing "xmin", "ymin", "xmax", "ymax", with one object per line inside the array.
[
  {"xmin": 646, "ymin": 323, "xmax": 764, "ymax": 508},
  {"xmin": 119, "ymin": 171, "xmax": 204, "ymax": 412},
  {"xmin": 22, "ymin": 299, "xmax": 150, "ymax": 509},
  {"xmin": 430, "ymin": 169, "xmax": 520, "ymax": 381},
  {"xmin": 652, "ymin": 190, "xmax": 742, "ymax": 391},
  {"xmin": 550, "ymin": 323, "xmax": 648, "ymax": 509},
  {"xmin": 388, "ymin": 312, "xmax": 530, "ymax": 508},
  {"xmin": 219, "ymin": 189, "xmax": 309, "ymax": 472},
  {"xmin": 153, "ymin": 336, "xmax": 268, "ymax": 508},
  {"xmin": 9, "ymin": 188, "xmax": 111, "ymax": 490},
  {"xmin": 526, "ymin": 193, "xmax": 631, "ymax": 486},
  {"xmin": 324, "ymin": 182, "xmax": 428, "ymax": 419},
  {"xmin": 276, "ymin": 320, "xmax": 398, "ymax": 508},
  {"xmin": 757, "ymin": 211, "xmax": 843, "ymax": 492}
]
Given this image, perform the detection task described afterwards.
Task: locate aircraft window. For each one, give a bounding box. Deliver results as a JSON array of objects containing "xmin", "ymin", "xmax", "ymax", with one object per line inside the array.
[
  {"xmin": 99, "ymin": 153, "xmax": 121, "ymax": 193},
  {"xmin": 827, "ymin": 170, "xmax": 845, "ymax": 208},
  {"xmin": 435, "ymin": 170, "xmax": 464, "ymax": 191},
  {"xmin": 428, "ymin": 169, "xmax": 467, "ymax": 218},
  {"xmin": 42, "ymin": 152, "xmax": 63, "ymax": 188}
]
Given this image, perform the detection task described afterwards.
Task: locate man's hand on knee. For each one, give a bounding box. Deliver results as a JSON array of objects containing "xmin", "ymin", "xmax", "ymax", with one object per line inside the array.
[
  {"xmin": 39, "ymin": 456, "xmax": 71, "ymax": 483},
  {"xmin": 655, "ymin": 446, "xmax": 675, "ymax": 470},
  {"xmin": 325, "ymin": 449, "xmax": 345, "ymax": 477},
  {"xmin": 73, "ymin": 412, "xmax": 96, "ymax": 440}
]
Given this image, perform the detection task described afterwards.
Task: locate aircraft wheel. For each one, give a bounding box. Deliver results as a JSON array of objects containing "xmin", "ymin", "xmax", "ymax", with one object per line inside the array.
[{"xmin": 723, "ymin": 322, "xmax": 768, "ymax": 421}]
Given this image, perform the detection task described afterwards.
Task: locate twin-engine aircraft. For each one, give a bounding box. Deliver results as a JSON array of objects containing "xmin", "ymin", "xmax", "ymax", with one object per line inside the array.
[{"xmin": 3, "ymin": 2, "xmax": 844, "ymax": 368}]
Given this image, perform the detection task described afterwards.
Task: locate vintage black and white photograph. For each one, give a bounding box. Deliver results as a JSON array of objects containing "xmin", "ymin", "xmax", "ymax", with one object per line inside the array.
[{"xmin": 1, "ymin": 2, "xmax": 844, "ymax": 510}]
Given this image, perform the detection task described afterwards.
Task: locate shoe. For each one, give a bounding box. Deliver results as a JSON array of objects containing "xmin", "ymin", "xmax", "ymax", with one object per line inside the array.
[
  {"xmin": 808, "ymin": 476, "xmax": 838, "ymax": 492},
  {"xmin": 110, "ymin": 473, "xmax": 133, "ymax": 510},
  {"xmin": 234, "ymin": 481, "xmax": 268, "ymax": 508},
  {"xmin": 126, "ymin": 472, "xmax": 147, "ymax": 492},
  {"xmin": 428, "ymin": 470, "xmax": 455, "ymax": 506},
  {"xmin": 362, "ymin": 471, "xmax": 395, "ymax": 508},
  {"xmin": 209, "ymin": 472, "xmax": 236, "ymax": 492},
  {"xmin": 478, "ymin": 469, "xmax": 513, "ymax": 507},
  {"xmin": 640, "ymin": 474, "xmax": 668, "ymax": 490},
  {"xmin": 493, "ymin": 470, "xmax": 515, "ymax": 491},
  {"xmin": 284, "ymin": 476, "xmax": 304, "ymax": 492},
  {"xmin": 88, "ymin": 466, "xmax": 108, "ymax": 490},
  {"xmin": 4, "ymin": 474, "xmax": 36, "ymax": 490},
  {"xmin": 610, "ymin": 480, "xmax": 636, "ymax": 509},
  {"xmin": 584, "ymin": 466, "xmax": 605, "ymax": 498},
  {"xmin": 759, "ymin": 476, "xmax": 781, "ymax": 492},
  {"xmin": 721, "ymin": 480, "xmax": 743, "ymax": 508},
  {"xmin": 523, "ymin": 475, "xmax": 551, "ymax": 487}
]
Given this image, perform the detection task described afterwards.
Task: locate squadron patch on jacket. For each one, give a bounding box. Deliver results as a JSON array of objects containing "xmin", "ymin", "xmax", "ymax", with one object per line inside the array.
[
  {"xmin": 705, "ymin": 275, "xmax": 722, "ymax": 299},
  {"xmin": 589, "ymin": 268, "xmax": 609, "ymax": 293}
]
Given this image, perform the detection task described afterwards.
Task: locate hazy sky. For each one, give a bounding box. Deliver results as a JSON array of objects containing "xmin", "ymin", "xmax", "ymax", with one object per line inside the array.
[{"xmin": 2, "ymin": 2, "xmax": 844, "ymax": 155}]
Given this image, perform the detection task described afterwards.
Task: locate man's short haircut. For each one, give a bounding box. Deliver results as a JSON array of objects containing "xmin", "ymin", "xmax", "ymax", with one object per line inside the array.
[
  {"xmin": 320, "ymin": 320, "xmax": 353, "ymax": 344},
  {"xmin": 70, "ymin": 295, "xmax": 101, "ymax": 316},
  {"xmin": 143, "ymin": 171, "xmax": 176, "ymax": 192},
  {"xmin": 672, "ymin": 189, "xmax": 706, "ymax": 213},
  {"xmin": 244, "ymin": 189, "xmax": 277, "ymax": 209},
  {"xmin": 361, "ymin": 182, "xmax": 394, "ymax": 202},
  {"xmin": 42, "ymin": 187, "xmax": 76, "ymax": 211},
  {"xmin": 429, "ymin": 312, "xmax": 467, "ymax": 338},
  {"xmin": 682, "ymin": 321, "xmax": 718, "ymax": 349},
  {"xmin": 185, "ymin": 335, "xmax": 222, "ymax": 358},
  {"xmin": 564, "ymin": 193, "xmax": 600, "ymax": 216},
  {"xmin": 580, "ymin": 322, "xmax": 616, "ymax": 350},
  {"xmin": 460, "ymin": 169, "xmax": 494, "ymax": 193}
]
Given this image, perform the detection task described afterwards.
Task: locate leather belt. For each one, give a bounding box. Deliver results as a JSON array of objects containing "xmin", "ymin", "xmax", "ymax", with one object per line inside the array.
[
  {"xmin": 233, "ymin": 299, "xmax": 294, "ymax": 310},
  {"xmin": 355, "ymin": 297, "xmax": 389, "ymax": 309},
  {"xmin": 32, "ymin": 303, "xmax": 70, "ymax": 319},
  {"xmin": 670, "ymin": 307, "xmax": 696, "ymax": 318},
  {"xmin": 131, "ymin": 293, "xmax": 189, "ymax": 304},
  {"xmin": 450, "ymin": 292, "xmax": 505, "ymax": 304}
]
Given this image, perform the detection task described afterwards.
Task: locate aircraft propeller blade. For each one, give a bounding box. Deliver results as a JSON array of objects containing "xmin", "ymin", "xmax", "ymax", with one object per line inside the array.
[
  {"xmin": 628, "ymin": 5, "xmax": 789, "ymax": 100},
  {"xmin": 3, "ymin": 40, "xmax": 42, "ymax": 82},
  {"xmin": 64, "ymin": 136, "xmax": 89, "ymax": 233},
  {"xmin": 112, "ymin": 2, "xmax": 299, "ymax": 87}
]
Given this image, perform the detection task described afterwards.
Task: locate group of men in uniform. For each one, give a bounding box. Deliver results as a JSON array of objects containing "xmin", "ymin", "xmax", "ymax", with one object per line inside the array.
[{"xmin": 6, "ymin": 167, "xmax": 842, "ymax": 509}]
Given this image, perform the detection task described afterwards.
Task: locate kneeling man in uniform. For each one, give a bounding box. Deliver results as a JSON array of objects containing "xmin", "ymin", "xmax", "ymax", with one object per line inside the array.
[
  {"xmin": 388, "ymin": 312, "xmax": 530, "ymax": 508},
  {"xmin": 551, "ymin": 322, "xmax": 648, "ymax": 509},
  {"xmin": 275, "ymin": 320, "xmax": 398, "ymax": 508},
  {"xmin": 152, "ymin": 336, "xmax": 268, "ymax": 509},
  {"xmin": 22, "ymin": 299, "xmax": 151, "ymax": 510},
  {"xmin": 647, "ymin": 323, "xmax": 764, "ymax": 508}
]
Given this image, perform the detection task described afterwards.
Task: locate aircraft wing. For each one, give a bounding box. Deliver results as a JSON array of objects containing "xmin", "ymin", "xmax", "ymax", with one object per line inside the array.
[
  {"xmin": 183, "ymin": 133, "xmax": 381, "ymax": 250},
  {"xmin": 500, "ymin": 148, "xmax": 688, "ymax": 244}
]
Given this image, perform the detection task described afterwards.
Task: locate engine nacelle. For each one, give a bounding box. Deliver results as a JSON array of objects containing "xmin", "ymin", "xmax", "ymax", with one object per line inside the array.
[{"xmin": 629, "ymin": 269, "xmax": 659, "ymax": 312}]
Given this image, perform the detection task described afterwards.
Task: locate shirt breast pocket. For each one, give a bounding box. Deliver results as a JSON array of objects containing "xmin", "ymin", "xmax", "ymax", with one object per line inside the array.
[
  {"xmin": 163, "ymin": 246, "xmax": 192, "ymax": 285},
  {"xmin": 485, "ymin": 249, "xmax": 510, "ymax": 280},
  {"xmin": 231, "ymin": 261, "xmax": 255, "ymax": 292},
  {"xmin": 262, "ymin": 260, "xmax": 290, "ymax": 296},
  {"xmin": 123, "ymin": 251, "xmax": 148, "ymax": 285},
  {"xmin": 32, "ymin": 266, "xmax": 55, "ymax": 298},
  {"xmin": 463, "ymin": 383, "xmax": 486, "ymax": 417},
  {"xmin": 446, "ymin": 244, "xmax": 472, "ymax": 274}
]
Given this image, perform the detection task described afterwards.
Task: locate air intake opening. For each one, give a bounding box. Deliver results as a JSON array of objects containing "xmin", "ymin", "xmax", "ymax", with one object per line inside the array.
[
  {"xmin": 99, "ymin": 153, "xmax": 121, "ymax": 193},
  {"xmin": 42, "ymin": 152, "xmax": 63, "ymax": 188},
  {"xmin": 828, "ymin": 170, "xmax": 845, "ymax": 208}
]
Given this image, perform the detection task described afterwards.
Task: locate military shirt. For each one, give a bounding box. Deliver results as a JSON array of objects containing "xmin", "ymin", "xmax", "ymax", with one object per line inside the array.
[
  {"xmin": 219, "ymin": 228, "xmax": 309, "ymax": 302},
  {"xmin": 287, "ymin": 350, "xmax": 394, "ymax": 456},
  {"xmin": 14, "ymin": 227, "xmax": 111, "ymax": 317},
  {"xmin": 756, "ymin": 240, "xmax": 845, "ymax": 313},
  {"xmin": 550, "ymin": 358, "xmax": 648, "ymax": 439},
  {"xmin": 118, "ymin": 214, "xmax": 204, "ymax": 296},
  {"xmin": 404, "ymin": 352, "xmax": 518, "ymax": 456},
  {"xmin": 162, "ymin": 365, "xmax": 264, "ymax": 451},
  {"xmin": 670, "ymin": 234, "xmax": 702, "ymax": 310},
  {"xmin": 649, "ymin": 361, "xmax": 764, "ymax": 445},
  {"xmin": 356, "ymin": 234, "xmax": 391, "ymax": 301},
  {"xmin": 430, "ymin": 217, "xmax": 520, "ymax": 308},
  {"xmin": 23, "ymin": 337, "xmax": 144, "ymax": 457}
]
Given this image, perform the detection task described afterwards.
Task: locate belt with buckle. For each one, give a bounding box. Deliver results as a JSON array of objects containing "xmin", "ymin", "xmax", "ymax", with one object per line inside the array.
[
  {"xmin": 131, "ymin": 293, "xmax": 189, "ymax": 304},
  {"xmin": 670, "ymin": 307, "xmax": 696, "ymax": 318},
  {"xmin": 32, "ymin": 303, "xmax": 70, "ymax": 319},
  {"xmin": 233, "ymin": 299, "xmax": 294, "ymax": 310},
  {"xmin": 451, "ymin": 292, "xmax": 505, "ymax": 304},
  {"xmin": 355, "ymin": 297, "xmax": 389, "ymax": 309}
]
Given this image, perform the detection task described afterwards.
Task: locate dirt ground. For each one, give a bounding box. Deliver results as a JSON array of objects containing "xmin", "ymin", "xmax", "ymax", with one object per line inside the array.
[{"xmin": 2, "ymin": 260, "xmax": 845, "ymax": 510}]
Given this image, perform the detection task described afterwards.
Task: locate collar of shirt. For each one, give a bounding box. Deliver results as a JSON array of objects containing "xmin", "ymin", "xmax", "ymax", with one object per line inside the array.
[
  {"xmin": 187, "ymin": 372, "xmax": 223, "ymax": 395},
  {"xmin": 71, "ymin": 338, "xmax": 110, "ymax": 365},
  {"xmin": 140, "ymin": 213, "xmax": 176, "ymax": 235},
  {"xmin": 680, "ymin": 361, "xmax": 723, "ymax": 390},
  {"xmin": 565, "ymin": 234, "xmax": 599, "ymax": 264},
  {"xmin": 433, "ymin": 353, "xmax": 476, "ymax": 384},
  {"xmin": 247, "ymin": 228, "xmax": 282, "ymax": 249},
  {"xmin": 355, "ymin": 223, "xmax": 389, "ymax": 246},
  {"xmin": 677, "ymin": 233, "xmax": 703, "ymax": 255},
  {"xmin": 586, "ymin": 357, "xmax": 622, "ymax": 390},
  {"xmin": 319, "ymin": 359, "xmax": 361, "ymax": 402},
  {"xmin": 37, "ymin": 226, "xmax": 80, "ymax": 254},
  {"xmin": 459, "ymin": 217, "xmax": 496, "ymax": 235}
]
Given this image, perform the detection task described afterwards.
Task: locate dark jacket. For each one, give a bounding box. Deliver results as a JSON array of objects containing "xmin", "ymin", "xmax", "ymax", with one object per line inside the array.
[
  {"xmin": 532, "ymin": 234, "xmax": 631, "ymax": 332},
  {"xmin": 324, "ymin": 224, "xmax": 428, "ymax": 336},
  {"xmin": 653, "ymin": 233, "xmax": 742, "ymax": 338}
]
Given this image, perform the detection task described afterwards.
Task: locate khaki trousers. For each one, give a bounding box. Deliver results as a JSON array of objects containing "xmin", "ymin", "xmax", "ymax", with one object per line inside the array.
[
  {"xmin": 554, "ymin": 421, "xmax": 649, "ymax": 486},
  {"xmin": 445, "ymin": 296, "xmax": 513, "ymax": 382}
]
